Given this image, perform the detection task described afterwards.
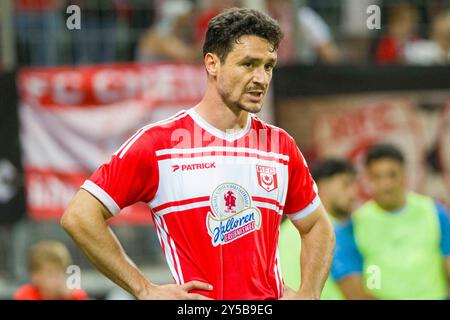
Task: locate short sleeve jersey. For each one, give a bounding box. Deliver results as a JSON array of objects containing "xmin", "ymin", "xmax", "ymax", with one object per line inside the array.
[{"xmin": 81, "ymin": 109, "xmax": 320, "ymax": 299}]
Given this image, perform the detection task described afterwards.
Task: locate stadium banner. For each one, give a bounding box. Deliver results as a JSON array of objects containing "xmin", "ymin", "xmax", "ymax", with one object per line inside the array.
[
  {"xmin": 0, "ymin": 71, "xmax": 26, "ymax": 224},
  {"xmin": 273, "ymin": 66, "xmax": 450, "ymax": 207},
  {"xmin": 17, "ymin": 63, "xmax": 208, "ymax": 224}
]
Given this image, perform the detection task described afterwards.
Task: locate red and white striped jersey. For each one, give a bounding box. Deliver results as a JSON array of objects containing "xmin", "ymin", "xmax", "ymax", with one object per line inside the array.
[{"xmin": 81, "ymin": 108, "xmax": 320, "ymax": 300}]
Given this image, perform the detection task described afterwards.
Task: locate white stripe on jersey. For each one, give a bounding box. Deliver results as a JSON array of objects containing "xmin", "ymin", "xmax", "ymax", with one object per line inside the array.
[
  {"xmin": 287, "ymin": 194, "xmax": 321, "ymax": 221},
  {"xmin": 274, "ymin": 258, "xmax": 281, "ymax": 298},
  {"xmin": 154, "ymin": 215, "xmax": 181, "ymax": 284},
  {"xmin": 116, "ymin": 110, "xmax": 189, "ymax": 158},
  {"xmin": 153, "ymin": 200, "xmax": 210, "ymax": 216},
  {"xmin": 155, "ymin": 146, "xmax": 290, "ymax": 161},
  {"xmin": 253, "ymin": 200, "xmax": 283, "ymax": 215},
  {"xmin": 161, "ymin": 216, "xmax": 184, "ymax": 284},
  {"xmin": 275, "ymin": 248, "xmax": 284, "ymax": 299},
  {"xmin": 81, "ymin": 180, "xmax": 121, "ymax": 215}
]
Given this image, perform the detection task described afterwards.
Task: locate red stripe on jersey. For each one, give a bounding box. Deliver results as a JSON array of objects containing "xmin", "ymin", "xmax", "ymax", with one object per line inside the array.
[
  {"xmin": 152, "ymin": 196, "xmax": 211, "ymax": 213},
  {"xmin": 252, "ymin": 196, "xmax": 285, "ymax": 211}
]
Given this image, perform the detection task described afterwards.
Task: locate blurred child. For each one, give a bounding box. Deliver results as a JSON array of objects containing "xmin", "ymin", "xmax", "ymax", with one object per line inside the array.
[{"xmin": 14, "ymin": 240, "xmax": 87, "ymax": 300}]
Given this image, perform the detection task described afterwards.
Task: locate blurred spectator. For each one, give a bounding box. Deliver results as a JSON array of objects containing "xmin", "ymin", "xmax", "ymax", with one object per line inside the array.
[
  {"xmin": 121, "ymin": 0, "xmax": 156, "ymax": 61},
  {"xmin": 15, "ymin": 0, "xmax": 64, "ymax": 66},
  {"xmin": 332, "ymin": 144, "xmax": 450, "ymax": 299},
  {"xmin": 266, "ymin": 0, "xmax": 340, "ymax": 65},
  {"xmin": 194, "ymin": 0, "xmax": 241, "ymax": 46},
  {"xmin": 375, "ymin": 3, "xmax": 420, "ymax": 64},
  {"xmin": 404, "ymin": 10, "xmax": 450, "ymax": 65},
  {"xmin": 136, "ymin": 0, "xmax": 241, "ymax": 64},
  {"xmin": 14, "ymin": 240, "xmax": 88, "ymax": 300},
  {"xmin": 279, "ymin": 158, "xmax": 357, "ymax": 300},
  {"xmin": 265, "ymin": 0, "xmax": 299, "ymax": 65},
  {"xmin": 135, "ymin": 0, "xmax": 200, "ymax": 63},
  {"xmin": 297, "ymin": 5, "xmax": 340, "ymax": 64},
  {"xmin": 70, "ymin": 0, "xmax": 120, "ymax": 64}
]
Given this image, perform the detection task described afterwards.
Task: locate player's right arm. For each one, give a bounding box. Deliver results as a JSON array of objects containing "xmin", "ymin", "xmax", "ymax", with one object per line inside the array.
[
  {"xmin": 61, "ymin": 130, "xmax": 212, "ymax": 300},
  {"xmin": 61, "ymin": 190, "xmax": 212, "ymax": 299}
]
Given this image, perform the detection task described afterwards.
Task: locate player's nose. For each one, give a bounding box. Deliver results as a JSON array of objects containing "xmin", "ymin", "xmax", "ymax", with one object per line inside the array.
[{"xmin": 252, "ymin": 67, "xmax": 268, "ymax": 86}]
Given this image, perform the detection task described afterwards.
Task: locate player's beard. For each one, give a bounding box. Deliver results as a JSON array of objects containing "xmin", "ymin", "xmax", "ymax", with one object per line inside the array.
[
  {"xmin": 217, "ymin": 83, "xmax": 264, "ymax": 114},
  {"xmin": 234, "ymin": 100, "xmax": 263, "ymax": 114}
]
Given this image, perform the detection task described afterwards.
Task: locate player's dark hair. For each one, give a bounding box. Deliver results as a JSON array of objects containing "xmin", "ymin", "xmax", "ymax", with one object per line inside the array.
[
  {"xmin": 311, "ymin": 158, "xmax": 356, "ymax": 183},
  {"xmin": 364, "ymin": 144, "xmax": 405, "ymax": 166},
  {"xmin": 203, "ymin": 7, "xmax": 283, "ymax": 62}
]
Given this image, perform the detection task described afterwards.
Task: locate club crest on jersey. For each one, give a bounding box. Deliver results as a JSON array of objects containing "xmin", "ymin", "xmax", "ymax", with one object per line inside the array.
[
  {"xmin": 256, "ymin": 165, "xmax": 278, "ymax": 192},
  {"xmin": 206, "ymin": 183, "xmax": 261, "ymax": 247}
]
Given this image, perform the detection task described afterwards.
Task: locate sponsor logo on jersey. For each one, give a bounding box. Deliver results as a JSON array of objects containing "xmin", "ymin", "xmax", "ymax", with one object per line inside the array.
[
  {"xmin": 206, "ymin": 183, "xmax": 261, "ymax": 247},
  {"xmin": 172, "ymin": 162, "xmax": 216, "ymax": 172},
  {"xmin": 256, "ymin": 165, "xmax": 278, "ymax": 192}
]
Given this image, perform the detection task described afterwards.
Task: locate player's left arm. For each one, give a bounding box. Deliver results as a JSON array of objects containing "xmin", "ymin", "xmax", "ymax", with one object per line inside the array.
[{"xmin": 288, "ymin": 204, "xmax": 335, "ymax": 299}]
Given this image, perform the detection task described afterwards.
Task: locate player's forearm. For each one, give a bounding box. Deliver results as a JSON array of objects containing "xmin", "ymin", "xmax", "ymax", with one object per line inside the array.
[
  {"xmin": 298, "ymin": 213, "xmax": 335, "ymax": 299},
  {"xmin": 61, "ymin": 206, "xmax": 154, "ymax": 299}
]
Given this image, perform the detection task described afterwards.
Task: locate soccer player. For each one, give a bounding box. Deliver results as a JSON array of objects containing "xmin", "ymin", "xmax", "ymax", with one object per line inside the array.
[
  {"xmin": 61, "ymin": 8, "xmax": 335, "ymax": 300},
  {"xmin": 14, "ymin": 240, "xmax": 88, "ymax": 300},
  {"xmin": 279, "ymin": 158, "xmax": 356, "ymax": 300},
  {"xmin": 332, "ymin": 144, "xmax": 450, "ymax": 299}
]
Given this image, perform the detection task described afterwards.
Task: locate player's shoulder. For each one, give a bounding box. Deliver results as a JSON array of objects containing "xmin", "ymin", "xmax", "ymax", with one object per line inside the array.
[
  {"xmin": 250, "ymin": 114, "xmax": 296, "ymax": 146},
  {"xmin": 13, "ymin": 284, "xmax": 40, "ymax": 300},
  {"xmin": 121, "ymin": 109, "xmax": 191, "ymax": 152},
  {"xmin": 142, "ymin": 109, "xmax": 191, "ymax": 136}
]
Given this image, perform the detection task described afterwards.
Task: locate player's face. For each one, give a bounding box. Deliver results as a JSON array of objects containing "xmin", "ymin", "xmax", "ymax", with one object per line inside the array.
[
  {"xmin": 367, "ymin": 159, "xmax": 406, "ymax": 210},
  {"xmin": 216, "ymin": 35, "xmax": 277, "ymax": 113},
  {"xmin": 31, "ymin": 263, "xmax": 67, "ymax": 299},
  {"xmin": 320, "ymin": 173, "xmax": 357, "ymax": 219}
]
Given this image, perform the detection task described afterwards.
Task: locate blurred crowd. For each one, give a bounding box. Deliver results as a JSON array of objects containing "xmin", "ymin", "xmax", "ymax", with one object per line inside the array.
[{"xmin": 0, "ymin": 0, "xmax": 448, "ymax": 69}]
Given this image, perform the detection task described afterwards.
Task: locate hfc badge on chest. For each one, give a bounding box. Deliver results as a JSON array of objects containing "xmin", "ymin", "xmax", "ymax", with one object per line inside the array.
[{"xmin": 256, "ymin": 165, "xmax": 278, "ymax": 192}]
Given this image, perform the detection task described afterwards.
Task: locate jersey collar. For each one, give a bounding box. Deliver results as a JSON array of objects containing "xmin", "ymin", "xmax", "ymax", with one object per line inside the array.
[{"xmin": 188, "ymin": 108, "xmax": 252, "ymax": 142}]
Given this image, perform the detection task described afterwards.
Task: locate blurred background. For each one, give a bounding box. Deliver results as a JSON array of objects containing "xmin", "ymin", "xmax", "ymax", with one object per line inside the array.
[{"xmin": 0, "ymin": 0, "xmax": 449, "ymax": 299}]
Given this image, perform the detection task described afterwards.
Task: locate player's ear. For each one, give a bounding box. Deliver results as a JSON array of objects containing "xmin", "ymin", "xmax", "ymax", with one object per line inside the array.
[{"xmin": 204, "ymin": 53, "xmax": 219, "ymax": 77}]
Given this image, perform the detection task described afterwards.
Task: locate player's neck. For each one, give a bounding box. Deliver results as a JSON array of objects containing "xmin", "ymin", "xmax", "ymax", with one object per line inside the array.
[{"xmin": 194, "ymin": 88, "xmax": 248, "ymax": 133}]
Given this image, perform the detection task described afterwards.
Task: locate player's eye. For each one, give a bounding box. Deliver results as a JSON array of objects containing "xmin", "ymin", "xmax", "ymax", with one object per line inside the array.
[
  {"xmin": 242, "ymin": 62, "xmax": 253, "ymax": 68},
  {"xmin": 264, "ymin": 64, "xmax": 274, "ymax": 72}
]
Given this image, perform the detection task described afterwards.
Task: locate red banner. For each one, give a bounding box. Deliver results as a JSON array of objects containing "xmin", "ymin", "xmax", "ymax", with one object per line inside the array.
[{"xmin": 18, "ymin": 63, "xmax": 206, "ymax": 224}]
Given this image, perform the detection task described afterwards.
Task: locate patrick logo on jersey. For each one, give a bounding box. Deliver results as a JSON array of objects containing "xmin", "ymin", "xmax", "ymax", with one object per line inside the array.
[{"xmin": 206, "ymin": 183, "xmax": 262, "ymax": 247}]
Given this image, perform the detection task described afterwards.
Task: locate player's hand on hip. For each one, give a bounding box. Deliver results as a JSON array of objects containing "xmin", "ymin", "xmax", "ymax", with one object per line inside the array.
[
  {"xmin": 137, "ymin": 280, "xmax": 214, "ymax": 300},
  {"xmin": 280, "ymin": 285, "xmax": 298, "ymax": 300},
  {"xmin": 280, "ymin": 285, "xmax": 319, "ymax": 300}
]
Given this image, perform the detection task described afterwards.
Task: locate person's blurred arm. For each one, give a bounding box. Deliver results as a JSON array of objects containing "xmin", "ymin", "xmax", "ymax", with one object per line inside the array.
[
  {"xmin": 338, "ymin": 275, "xmax": 377, "ymax": 300},
  {"xmin": 137, "ymin": 29, "xmax": 201, "ymax": 63},
  {"xmin": 332, "ymin": 221, "xmax": 377, "ymax": 300},
  {"xmin": 298, "ymin": 6, "xmax": 341, "ymax": 64}
]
